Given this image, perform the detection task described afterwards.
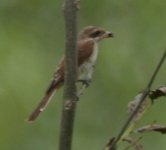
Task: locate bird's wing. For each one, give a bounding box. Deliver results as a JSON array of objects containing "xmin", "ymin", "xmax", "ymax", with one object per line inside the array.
[
  {"xmin": 77, "ymin": 39, "xmax": 95, "ymax": 66},
  {"xmin": 46, "ymin": 57, "xmax": 65, "ymax": 94}
]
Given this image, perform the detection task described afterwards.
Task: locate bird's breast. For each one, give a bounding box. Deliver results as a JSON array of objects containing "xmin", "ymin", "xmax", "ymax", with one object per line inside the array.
[{"xmin": 89, "ymin": 43, "xmax": 98, "ymax": 64}]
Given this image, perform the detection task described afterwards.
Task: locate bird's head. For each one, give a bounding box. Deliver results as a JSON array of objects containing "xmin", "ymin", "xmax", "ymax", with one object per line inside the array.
[{"xmin": 78, "ymin": 26, "xmax": 113, "ymax": 42}]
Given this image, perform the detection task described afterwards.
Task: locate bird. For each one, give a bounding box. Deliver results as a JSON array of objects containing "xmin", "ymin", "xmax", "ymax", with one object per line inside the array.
[{"xmin": 26, "ymin": 26, "xmax": 113, "ymax": 122}]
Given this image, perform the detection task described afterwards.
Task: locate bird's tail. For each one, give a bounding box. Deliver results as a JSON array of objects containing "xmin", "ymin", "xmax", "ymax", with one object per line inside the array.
[{"xmin": 26, "ymin": 80, "xmax": 61, "ymax": 122}]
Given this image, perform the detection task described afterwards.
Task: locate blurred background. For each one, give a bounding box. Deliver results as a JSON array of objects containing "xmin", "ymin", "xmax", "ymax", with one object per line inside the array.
[{"xmin": 0, "ymin": 0, "xmax": 166, "ymax": 149}]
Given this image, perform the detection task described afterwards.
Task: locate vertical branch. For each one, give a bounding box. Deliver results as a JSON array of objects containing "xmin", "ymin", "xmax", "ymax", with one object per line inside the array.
[{"xmin": 58, "ymin": 0, "xmax": 79, "ymax": 150}]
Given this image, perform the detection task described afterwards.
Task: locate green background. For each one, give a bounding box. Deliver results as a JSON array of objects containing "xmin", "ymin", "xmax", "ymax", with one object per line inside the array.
[{"xmin": 0, "ymin": 0, "xmax": 166, "ymax": 149}]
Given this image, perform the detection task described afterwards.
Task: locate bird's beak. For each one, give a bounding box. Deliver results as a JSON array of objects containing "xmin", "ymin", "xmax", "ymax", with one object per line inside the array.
[
  {"xmin": 96, "ymin": 31, "xmax": 114, "ymax": 41},
  {"xmin": 105, "ymin": 31, "xmax": 114, "ymax": 38}
]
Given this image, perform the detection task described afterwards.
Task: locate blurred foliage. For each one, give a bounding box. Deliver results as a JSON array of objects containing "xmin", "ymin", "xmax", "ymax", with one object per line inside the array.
[{"xmin": 0, "ymin": 0, "xmax": 166, "ymax": 150}]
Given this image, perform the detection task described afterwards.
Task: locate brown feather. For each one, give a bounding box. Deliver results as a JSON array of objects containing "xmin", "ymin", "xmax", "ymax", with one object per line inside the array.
[{"xmin": 77, "ymin": 39, "xmax": 95, "ymax": 66}]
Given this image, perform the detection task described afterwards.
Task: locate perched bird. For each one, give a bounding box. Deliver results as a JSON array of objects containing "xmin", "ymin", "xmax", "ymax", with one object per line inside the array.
[{"xmin": 27, "ymin": 26, "xmax": 113, "ymax": 122}]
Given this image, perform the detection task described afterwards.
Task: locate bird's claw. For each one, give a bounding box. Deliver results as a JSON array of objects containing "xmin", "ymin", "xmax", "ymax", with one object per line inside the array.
[{"xmin": 78, "ymin": 79, "xmax": 91, "ymax": 87}]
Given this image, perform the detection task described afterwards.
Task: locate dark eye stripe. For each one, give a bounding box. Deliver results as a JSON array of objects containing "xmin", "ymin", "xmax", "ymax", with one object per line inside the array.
[{"xmin": 90, "ymin": 31, "xmax": 101, "ymax": 38}]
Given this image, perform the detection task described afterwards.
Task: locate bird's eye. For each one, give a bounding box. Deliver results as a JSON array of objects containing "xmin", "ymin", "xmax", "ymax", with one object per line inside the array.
[{"xmin": 90, "ymin": 30, "xmax": 101, "ymax": 38}]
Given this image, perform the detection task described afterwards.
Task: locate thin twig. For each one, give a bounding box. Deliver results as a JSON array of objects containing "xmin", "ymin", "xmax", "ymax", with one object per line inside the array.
[{"xmin": 107, "ymin": 49, "xmax": 166, "ymax": 150}]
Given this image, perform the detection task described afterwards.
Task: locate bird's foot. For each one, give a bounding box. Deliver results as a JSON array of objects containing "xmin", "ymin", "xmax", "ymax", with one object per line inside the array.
[{"xmin": 77, "ymin": 79, "xmax": 91, "ymax": 87}]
